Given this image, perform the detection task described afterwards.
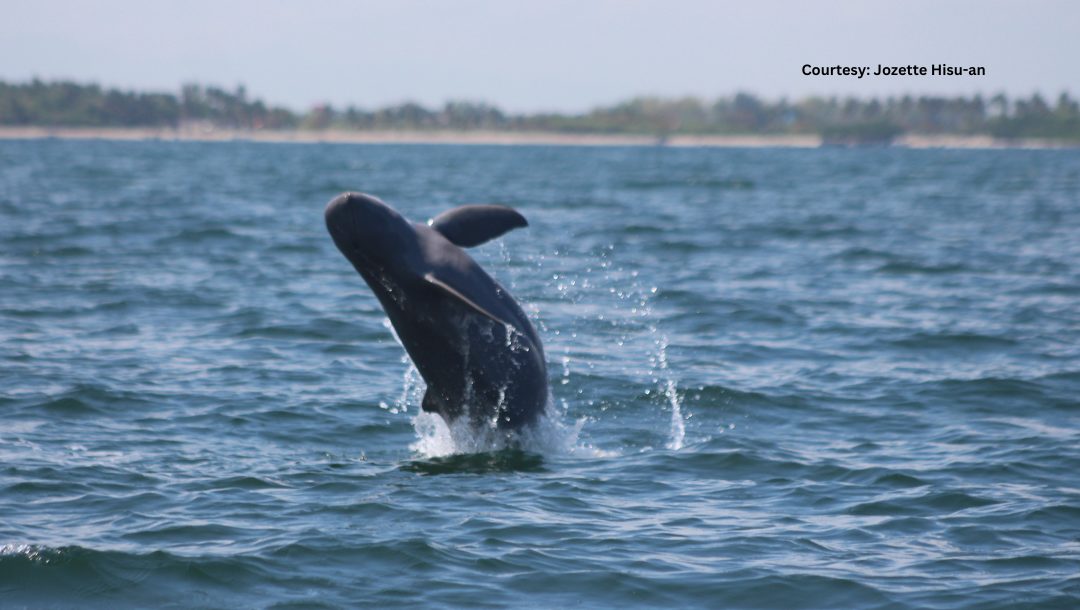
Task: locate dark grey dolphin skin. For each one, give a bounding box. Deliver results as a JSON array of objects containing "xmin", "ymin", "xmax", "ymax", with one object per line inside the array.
[{"xmin": 325, "ymin": 192, "xmax": 548, "ymax": 429}]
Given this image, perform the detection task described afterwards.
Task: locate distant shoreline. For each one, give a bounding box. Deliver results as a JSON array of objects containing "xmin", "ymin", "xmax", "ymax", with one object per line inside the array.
[{"xmin": 0, "ymin": 126, "xmax": 1075, "ymax": 149}]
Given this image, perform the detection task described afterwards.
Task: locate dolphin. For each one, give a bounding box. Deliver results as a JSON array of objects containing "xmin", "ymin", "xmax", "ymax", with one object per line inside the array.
[{"xmin": 325, "ymin": 192, "xmax": 548, "ymax": 430}]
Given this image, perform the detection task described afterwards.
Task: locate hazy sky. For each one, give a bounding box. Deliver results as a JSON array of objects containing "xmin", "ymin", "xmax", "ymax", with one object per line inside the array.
[{"xmin": 2, "ymin": 0, "xmax": 1077, "ymax": 112}]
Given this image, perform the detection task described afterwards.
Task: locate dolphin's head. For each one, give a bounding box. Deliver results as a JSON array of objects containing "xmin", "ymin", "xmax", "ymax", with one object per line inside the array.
[{"xmin": 325, "ymin": 192, "xmax": 419, "ymax": 275}]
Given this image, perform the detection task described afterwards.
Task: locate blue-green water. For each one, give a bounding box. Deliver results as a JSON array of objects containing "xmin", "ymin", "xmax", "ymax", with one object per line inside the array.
[{"xmin": 1, "ymin": 140, "xmax": 1078, "ymax": 609}]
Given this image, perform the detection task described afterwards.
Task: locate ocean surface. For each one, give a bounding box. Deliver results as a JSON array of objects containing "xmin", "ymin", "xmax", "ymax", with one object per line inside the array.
[{"xmin": 1, "ymin": 139, "xmax": 1078, "ymax": 609}]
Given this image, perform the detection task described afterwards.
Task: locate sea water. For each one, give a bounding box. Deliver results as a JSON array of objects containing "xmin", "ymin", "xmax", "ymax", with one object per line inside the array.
[{"xmin": 1, "ymin": 140, "xmax": 1077, "ymax": 608}]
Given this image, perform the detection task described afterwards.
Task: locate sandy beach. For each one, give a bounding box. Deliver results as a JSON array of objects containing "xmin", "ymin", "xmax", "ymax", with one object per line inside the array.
[{"xmin": 0, "ymin": 126, "xmax": 1074, "ymax": 149}]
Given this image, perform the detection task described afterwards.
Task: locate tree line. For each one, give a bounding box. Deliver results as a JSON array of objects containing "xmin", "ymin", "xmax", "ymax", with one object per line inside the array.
[{"xmin": 2, "ymin": 79, "xmax": 1078, "ymax": 141}]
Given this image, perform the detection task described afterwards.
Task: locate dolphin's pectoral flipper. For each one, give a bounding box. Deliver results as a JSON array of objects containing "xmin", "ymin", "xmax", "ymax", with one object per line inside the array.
[
  {"xmin": 423, "ymin": 272, "xmax": 508, "ymax": 325},
  {"xmin": 428, "ymin": 205, "xmax": 528, "ymax": 248}
]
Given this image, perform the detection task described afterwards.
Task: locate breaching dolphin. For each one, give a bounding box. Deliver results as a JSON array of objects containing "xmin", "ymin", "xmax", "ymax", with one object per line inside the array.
[{"xmin": 325, "ymin": 192, "xmax": 548, "ymax": 430}]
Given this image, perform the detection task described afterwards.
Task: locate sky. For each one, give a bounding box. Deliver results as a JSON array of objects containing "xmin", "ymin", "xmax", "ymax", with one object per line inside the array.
[{"xmin": 1, "ymin": 0, "xmax": 1077, "ymax": 113}]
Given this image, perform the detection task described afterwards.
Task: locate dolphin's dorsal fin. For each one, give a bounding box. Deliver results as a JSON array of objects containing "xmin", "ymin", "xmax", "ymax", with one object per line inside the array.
[
  {"xmin": 423, "ymin": 273, "xmax": 508, "ymax": 325},
  {"xmin": 428, "ymin": 205, "xmax": 528, "ymax": 248}
]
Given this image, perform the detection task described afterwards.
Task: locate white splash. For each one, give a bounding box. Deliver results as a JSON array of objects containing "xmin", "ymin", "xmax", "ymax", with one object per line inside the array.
[
  {"xmin": 657, "ymin": 335, "xmax": 685, "ymax": 450},
  {"xmin": 409, "ymin": 403, "xmax": 603, "ymax": 458},
  {"xmin": 632, "ymin": 273, "xmax": 687, "ymax": 451},
  {"xmin": 378, "ymin": 320, "xmax": 424, "ymax": 415}
]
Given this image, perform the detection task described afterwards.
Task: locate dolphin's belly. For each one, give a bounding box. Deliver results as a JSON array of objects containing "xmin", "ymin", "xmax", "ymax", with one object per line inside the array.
[{"xmin": 455, "ymin": 315, "xmax": 548, "ymax": 428}]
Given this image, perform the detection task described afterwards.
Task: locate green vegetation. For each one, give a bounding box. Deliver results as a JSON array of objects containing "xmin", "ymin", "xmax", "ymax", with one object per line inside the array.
[
  {"xmin": 3, "ymin": 79, "xmax": 1080, "ymax": 142},
  {"xmin": 0, "ymin": 80, "xmax": 295, "ymax": 129},
  {"xmin": 987, "ymin": 93, "xmax": 1080, "ymax": 140}
]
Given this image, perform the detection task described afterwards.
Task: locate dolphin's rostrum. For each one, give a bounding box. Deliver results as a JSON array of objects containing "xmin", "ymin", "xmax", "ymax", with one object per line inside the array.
[{"xmin": 325, "ymin": 192, "xmax": 548, "ymax": 430}]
